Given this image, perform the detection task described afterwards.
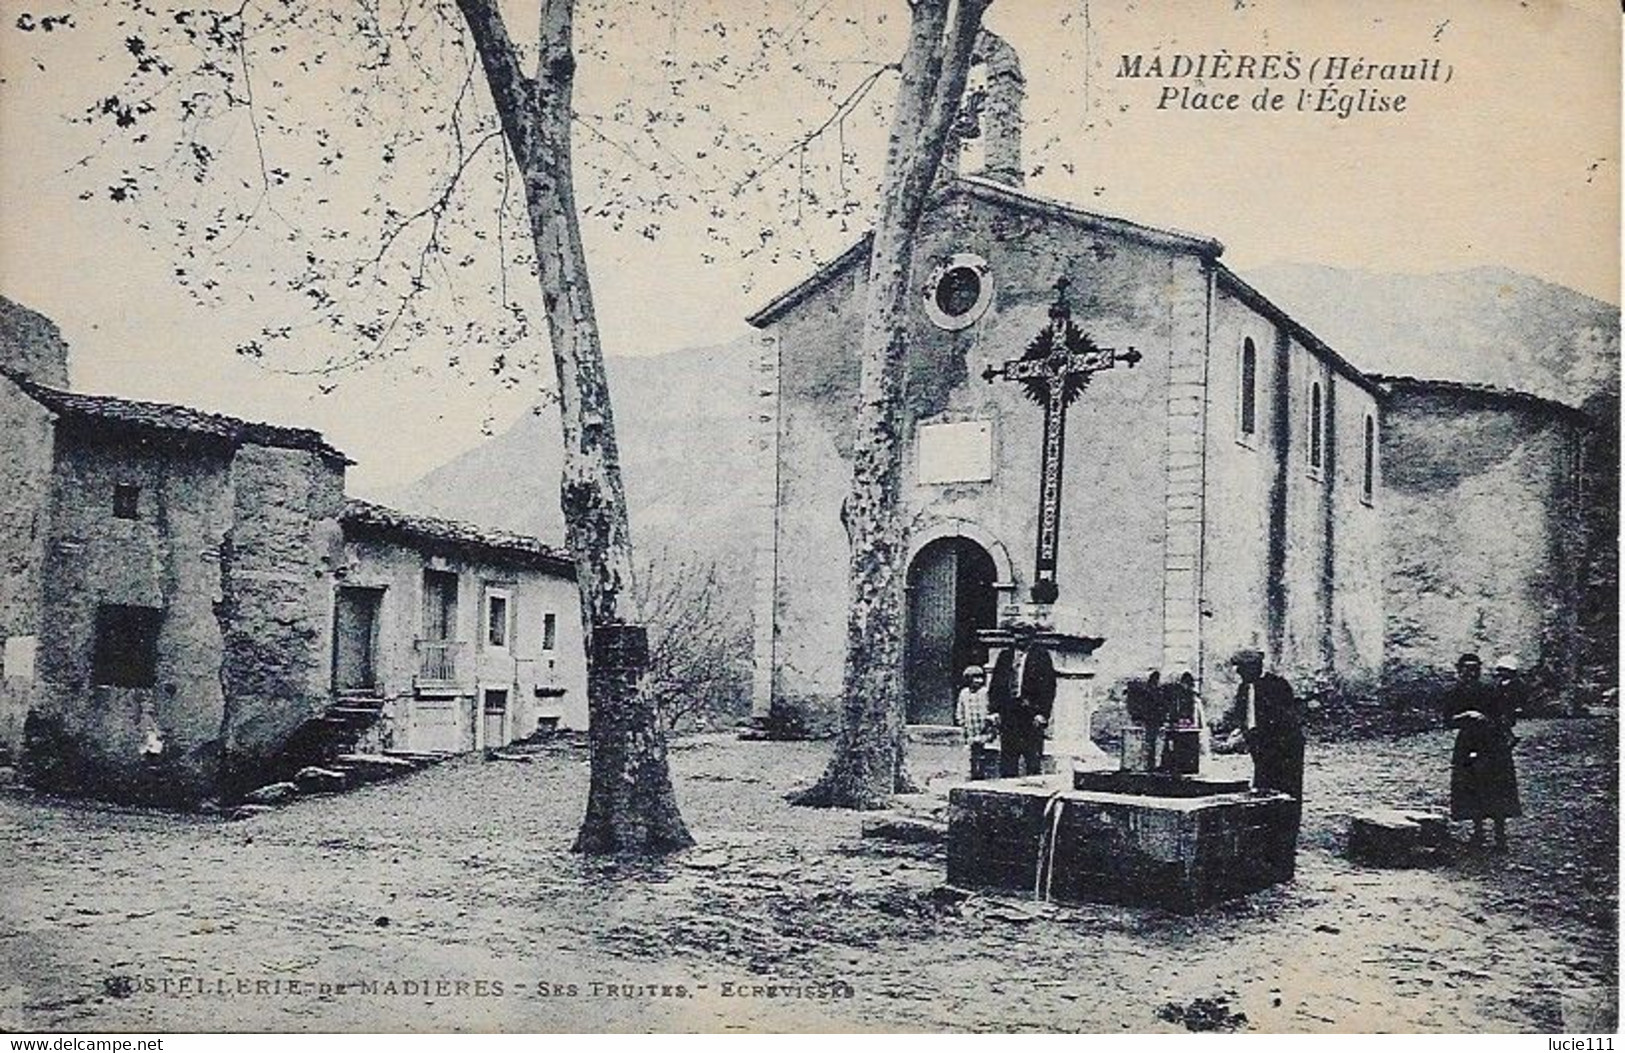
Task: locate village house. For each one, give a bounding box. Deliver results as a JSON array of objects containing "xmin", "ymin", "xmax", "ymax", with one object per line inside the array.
[
  {"xmin": 744, "ymin": 46, "xmax": 1603, "ymax": 740},
  {"xmin": 335, "ymin": 499, "xmax": 586, "ymax": 755},
  {"xmin": 0, "ymin": 298, "xmax": 585, "ymax": 804}
]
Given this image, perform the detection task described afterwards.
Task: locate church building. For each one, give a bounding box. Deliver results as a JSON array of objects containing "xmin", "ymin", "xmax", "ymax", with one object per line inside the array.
[{"xmin": 744, "ymin": 46, "xmax": 1597, "ymax": 738}]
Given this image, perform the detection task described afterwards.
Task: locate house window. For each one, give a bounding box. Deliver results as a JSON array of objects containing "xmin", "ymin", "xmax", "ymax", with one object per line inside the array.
[
  {"xmin": 422, "ymin": 570, "xmax": 458, "ymax": 641},
  {"xmin": 485, "ymin": 588, "xmax": 511, "ymax": 649},
  {"xmin": 1362, "ymin": 414, "xmax": 1376, "ymax": 502},
  {"xmin": 92, "ymin": 604, "xmax": 162, "ymax": 688},
  {"xmin": 1309, "ymin": 382, "xmax": 1324, "ymax": 471},
  {"xmin": 1238, "ymin": 338, "xmax": 1257, "ymax": 438},
  {"xmin": 113, "ymin": 484, "xmax": 140, "ymax": 520},
  {"xmin": 541, "ymin": 612, "xmax": 558, "ymax": 652}
]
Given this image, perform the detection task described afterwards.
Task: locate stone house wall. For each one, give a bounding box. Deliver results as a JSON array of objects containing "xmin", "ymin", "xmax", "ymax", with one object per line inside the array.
[
  {"xmin": 1379, "ymin": 383, "xmax": 1589, "ymax": 706},
  {"xmin": 217, "ymin": 442, "xmax": 348, "ymax": 795},
  {"xmin": 32, "ymin": 425, "xmax": 239, "ymax": 802},
  {"xmin": 0, "ymin": 380, "xmax": 57, "ymax": 761}
]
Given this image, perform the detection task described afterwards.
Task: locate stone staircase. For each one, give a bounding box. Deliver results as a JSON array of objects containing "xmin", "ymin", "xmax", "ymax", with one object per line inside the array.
[
  {"xmin": 229, "ymin": 748, "xmax": 456, "ymax": 819},
  {"xmin": 318, "ymin": 692, "xmax": 389, "ymax": 747}
]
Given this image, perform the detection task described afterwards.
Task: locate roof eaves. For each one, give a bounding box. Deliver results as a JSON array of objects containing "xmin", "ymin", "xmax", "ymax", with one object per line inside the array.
[
  {"xmin": 745, "ymin": 234, "xmax": 872, "ymax": 329},
  {"xmin": 1213, "ymin": 265, "xmax": 1383, "ymax": 398},
  {"xmin": 1368, "ymin": 374, "xmax": 1592, "ymax": 421},
  {"xmin": 4, "ymin": 368, "xmax": 353, "ymax": 464},
  {"xmin": 340, "ymin": 499, "xmax": 576, "ymax": 576}
]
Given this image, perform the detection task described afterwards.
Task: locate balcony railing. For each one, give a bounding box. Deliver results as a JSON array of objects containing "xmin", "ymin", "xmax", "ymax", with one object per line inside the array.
[{"xmin": 414, "ymin": 639, "xmax": 467, "ymax": 689}]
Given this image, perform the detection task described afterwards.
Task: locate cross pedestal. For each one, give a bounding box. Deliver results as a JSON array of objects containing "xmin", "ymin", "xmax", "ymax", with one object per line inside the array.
[
  {"xmin": 1050, "ymin": 652, "xmax": 1113, "ymax": 771},
  {"xmin": 979, "ymin": 602, "xmax": 1111, "ymax": 774}
]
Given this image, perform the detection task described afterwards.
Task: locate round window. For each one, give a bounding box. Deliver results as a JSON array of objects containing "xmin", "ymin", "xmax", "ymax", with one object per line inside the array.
[{"xmin": 923, "ymin": 252, "xmax": 993, "ymax": 331}]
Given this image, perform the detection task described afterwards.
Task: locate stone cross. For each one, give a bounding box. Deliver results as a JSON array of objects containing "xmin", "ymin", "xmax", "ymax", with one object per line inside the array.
[{"xmin": 982, "ymin": 278, "xmax": 1140, "ymax": 603}]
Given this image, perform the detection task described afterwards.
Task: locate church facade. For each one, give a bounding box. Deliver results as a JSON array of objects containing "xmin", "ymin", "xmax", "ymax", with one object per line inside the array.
[
  {"xmin": 746, "ymin": 175, "xmax": 1388, "ymax": 733},
  {"xmin": 741, "ymin": 38, "xmax": 1607, "ymax": 738}
]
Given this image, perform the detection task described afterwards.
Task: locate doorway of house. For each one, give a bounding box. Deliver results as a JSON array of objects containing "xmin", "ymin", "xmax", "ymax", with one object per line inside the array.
[
  {"xmin": 333, "ymin": 586, "xmax": 384, "ymax": 692},
  {"xmin": 481, "ymin": 688, "xmax": 509, "ymax": 749},
  {"xmin": 904, "ymin": 536, "xmax": 998, "ymax": 726}
]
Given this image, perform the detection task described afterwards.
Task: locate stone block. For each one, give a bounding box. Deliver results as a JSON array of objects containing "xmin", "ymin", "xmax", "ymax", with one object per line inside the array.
[
  {"xmin": 861, "ymin": 816, "xmax": 947, "ymax": 845},
  {"xmin": 1347, "ymin": 808, "xmax": 1450, "ymax": 867},
  {"xmin": 293, "ymin": 766, "xmax": 350, "ymax": 794},
  {"xmin": 948, "ymin": 778, "xmax": 1296, "ymax": 912},
  {"xmin": 242, "ymin": 781, "xmax": 298, "ymax": 805}
]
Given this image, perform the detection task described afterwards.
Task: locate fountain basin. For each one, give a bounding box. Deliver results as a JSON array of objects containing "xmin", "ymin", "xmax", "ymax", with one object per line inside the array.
[{"xmin": 946, "ymin": 777, "xmax": 1297, "ymax": 913}]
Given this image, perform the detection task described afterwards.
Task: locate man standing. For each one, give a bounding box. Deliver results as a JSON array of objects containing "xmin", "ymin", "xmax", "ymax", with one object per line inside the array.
[
  {"xmin": 1217, "ymin": 649, "xmax": 1305, "ymax": 840},
  {"xmin": 987, "ymin": 637, "xmax": 1057, "ymax": 777}
]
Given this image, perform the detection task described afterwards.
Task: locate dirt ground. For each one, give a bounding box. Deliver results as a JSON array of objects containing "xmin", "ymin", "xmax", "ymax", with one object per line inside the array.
[{"xmin": 0, "ymin": 716, "xmax": 1615, "ymax": 1033}]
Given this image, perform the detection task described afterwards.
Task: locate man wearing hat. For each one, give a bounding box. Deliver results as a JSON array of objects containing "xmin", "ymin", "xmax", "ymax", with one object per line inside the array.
[
  {"xmin": 987, "ymin": 637, "xmax": 1057, "ymax": 777},
  {"xmin": 1216, "ymin": 649, "xmax": 1306, "ymax": 842}
]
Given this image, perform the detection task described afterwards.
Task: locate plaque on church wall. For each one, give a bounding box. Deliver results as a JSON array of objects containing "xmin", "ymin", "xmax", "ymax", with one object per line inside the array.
[{"xmin": 917, "ymin": 419, "xmax": 994, "ymax": 484}]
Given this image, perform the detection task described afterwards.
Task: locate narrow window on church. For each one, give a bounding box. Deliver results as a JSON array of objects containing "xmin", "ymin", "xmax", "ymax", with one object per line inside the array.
[
  {"xmin": 1362, "ymin": 414, "xmax": 1376, "ymax": 502},
  {"xmin": 1239, "ymin": 339, "xmax": 1257, "ymax": 437},
  {"xmin": 1309, "ymin": 382, "xmax": 1324, "ymax": 470}
]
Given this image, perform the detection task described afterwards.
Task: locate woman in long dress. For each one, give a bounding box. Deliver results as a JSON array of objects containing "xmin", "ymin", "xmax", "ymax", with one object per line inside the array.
[{"xmin": 1441, "ymin": 652, "xmax": 1521, "ymax": 849}]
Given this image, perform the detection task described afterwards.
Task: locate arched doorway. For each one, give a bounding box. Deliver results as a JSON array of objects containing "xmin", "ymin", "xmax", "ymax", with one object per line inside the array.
[{"xmin": 904, "ymin": 536, "xmax": 998, "ymax": 725}]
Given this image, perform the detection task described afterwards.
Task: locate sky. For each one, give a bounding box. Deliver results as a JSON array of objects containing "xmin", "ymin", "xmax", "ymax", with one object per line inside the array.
[{"xmin": 0, "ymin": 0, "xmax": 1617, "ymax": 494}]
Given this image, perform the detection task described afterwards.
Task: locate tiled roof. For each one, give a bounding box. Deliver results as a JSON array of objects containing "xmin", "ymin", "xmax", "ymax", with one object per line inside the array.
[
  {"xmin": 1369, "ymin": 375, "xmax": 1592, "ymax": 420},
  {"xmin": 3, "ymin": 368, "xmax": 350, "ymax": 462},
  {"xmin": 341, "ymin": 499, "xmax": 575, "ymax": 575}
]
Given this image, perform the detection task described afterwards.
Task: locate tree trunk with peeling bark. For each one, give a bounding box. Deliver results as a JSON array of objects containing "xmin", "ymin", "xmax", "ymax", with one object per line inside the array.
[
  {"xmin": 455, "ymin": 0, "xmax": 692, "ymax": 853},
  {"xmin": 793, "ymin": 0, "xmax": 992, "ymax": 810}
]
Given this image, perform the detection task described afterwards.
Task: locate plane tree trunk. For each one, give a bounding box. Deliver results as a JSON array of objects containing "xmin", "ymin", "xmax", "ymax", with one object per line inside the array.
[
  {"xmin": 793, "ymin": 0, "xmax": 992, "ymax": 810},
  {"xmin": 456, "ymin": 0, "xmax": 693, "ymax": 853}
]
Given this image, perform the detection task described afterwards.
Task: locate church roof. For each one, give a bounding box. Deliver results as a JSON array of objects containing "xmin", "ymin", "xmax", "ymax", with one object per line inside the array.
[
  {"xmin": 744, "ymin": 176, "xmax": 1224, "ymax": 329},
  {"xmin": 741, "ymin": 177, "xmax": 1383, "ymax": 397},
  {"xmin": 341, "ymin": 498, "xmax": 576, "ymax": 575},
  {"xmin": 1369, "ymin": 374, "xmax": 1592, "ymax": 421},
  {"xmin": 1212, "ymin": 267, "xmax": 1384, "ymax": 397},
  {"xmin": 3, "ymin": 367, "xmax": 352, "ymax": 463}
]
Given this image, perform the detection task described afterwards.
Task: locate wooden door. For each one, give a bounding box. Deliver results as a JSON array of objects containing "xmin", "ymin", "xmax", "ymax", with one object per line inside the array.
[
  {"xmin": 333, "ymin": 587, "xmax": 383, "ymax": 691},
  {"xmin": 905, "ymin": 540, "xmax": 960, "ymax": 725},
  {"xmin": 905, "ymin": 538, "xmax": 998, "ymax": 726},
  {"xmin": 482, "ymin": 688, "xmax": 509, "ymax": 749}
]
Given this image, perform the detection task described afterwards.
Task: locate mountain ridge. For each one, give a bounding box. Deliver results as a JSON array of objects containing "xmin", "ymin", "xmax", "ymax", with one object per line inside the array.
[{"xmin": 385, "ymin": 265, "xmax": 1618, "ymax": 594}]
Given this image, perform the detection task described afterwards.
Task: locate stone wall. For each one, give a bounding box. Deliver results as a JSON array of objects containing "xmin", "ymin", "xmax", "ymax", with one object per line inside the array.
[
  {"xmin": 217, "ymin": 443, "xmax": 346, "ymax": 795},
  {"xmin": 31, "ymin": 427, "xmax": 236, "ymax": 803},
  {"xmin": 1379, "ymin": 385, "xmax": 1589, "ymax": 708},
  {"xmin": 0, "ymin": 379, "xmax": 56, "ymax": 761},
  {"xmin": 1200, "ymin": 283, "xmax": 1384, "ymax": 714},
  {"xmin": 0, "ymin": 296, "xmax": 70, "ymax": 388}
]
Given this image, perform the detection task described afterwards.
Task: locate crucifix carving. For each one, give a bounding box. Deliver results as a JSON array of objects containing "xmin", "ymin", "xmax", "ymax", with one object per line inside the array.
[{"xmin": 982, "ymin": 278, "xmax": 1141, "ymax": 604}]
